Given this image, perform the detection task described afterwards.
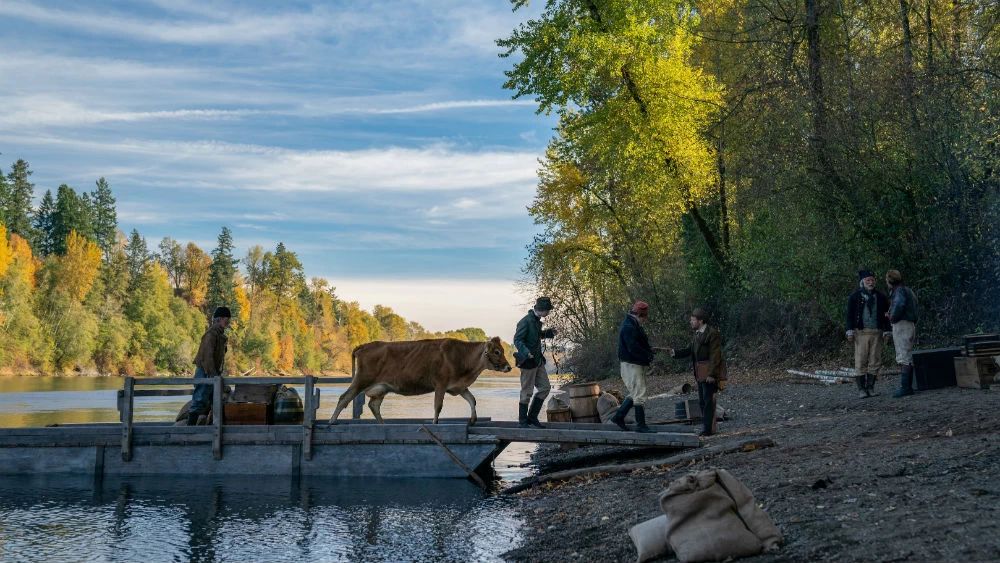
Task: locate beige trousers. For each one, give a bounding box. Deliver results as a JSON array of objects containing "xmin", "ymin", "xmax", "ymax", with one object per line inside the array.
[
  {"xmin": 620, "ymin": 362, "xmax": 648, "ymax": 406},
  {"xmin": 892, "ymin": 321, "xmax": 916, "ymax": 365},
  {"xmin": 854, "ymin": 329, "xmax": 883, "ymax": 375},
  {"xmin": 519, "ymin": 364, "xmax": 550, "ymax": 403}
]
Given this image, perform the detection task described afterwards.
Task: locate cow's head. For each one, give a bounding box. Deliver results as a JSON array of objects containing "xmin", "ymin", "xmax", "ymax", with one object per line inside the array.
[{"xmin": 483, "ymin": 336, "xmax": 512, "ymax": 372}]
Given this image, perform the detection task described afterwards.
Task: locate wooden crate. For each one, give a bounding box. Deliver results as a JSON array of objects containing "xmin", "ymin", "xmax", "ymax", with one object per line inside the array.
[
  {"xmin": 224, "ymin": 402, "xmax": 272, "ymax": 425},
  {"xmin": 954, "ymin": 357, "xmax": 997, "ymax": 389}
]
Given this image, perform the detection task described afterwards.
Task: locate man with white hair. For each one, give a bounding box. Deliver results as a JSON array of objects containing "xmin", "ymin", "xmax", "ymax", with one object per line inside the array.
[{"xmin": 845, "ymin": 269, "xmax": 890, "ymax": 398}]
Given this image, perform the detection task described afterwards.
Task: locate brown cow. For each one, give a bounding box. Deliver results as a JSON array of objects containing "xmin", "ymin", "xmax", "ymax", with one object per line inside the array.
[{"xmin": 328, "ymin": 337, "xmax": 512, "ymax": 425}]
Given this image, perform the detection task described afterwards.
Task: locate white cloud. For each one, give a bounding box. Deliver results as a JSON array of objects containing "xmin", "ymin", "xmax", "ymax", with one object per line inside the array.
[{"xmin": 329, "ymin": 278, "xmax": 534, "ymax": 341}]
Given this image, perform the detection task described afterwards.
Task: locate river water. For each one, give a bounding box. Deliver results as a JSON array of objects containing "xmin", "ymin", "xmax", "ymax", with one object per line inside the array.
[{"xmin": 0, "ymin": 376, "xmax": 545, "ymax": 563}]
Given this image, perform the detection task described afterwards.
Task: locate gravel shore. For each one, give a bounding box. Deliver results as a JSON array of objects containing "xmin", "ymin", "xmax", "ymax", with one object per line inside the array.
[{"xmin": 502, "ymin": 370, "xmax": 1000, "ymax": 563}]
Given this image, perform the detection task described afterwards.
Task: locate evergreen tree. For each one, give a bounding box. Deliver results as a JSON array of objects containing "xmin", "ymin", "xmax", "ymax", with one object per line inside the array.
[
  {"xmin": 206, "ymin": 226, "xmax": 240, "ymax": 320},
  {"xmin": 31, "ymin": 190, "xmax": 56, "ymax": 256},
  {"xmin": 4, "ymin": 159, "xmax": 35, "ymax": 239},
  {"xmin": 125, "ymin": 229, "xmax": 150, "ymax": 293},
  {"xmin": 51, "ymin": 185, "xmax": 94, "ymax": 254},
  {"xmin": 91, "ymin": 178, "xmax": 117, "ymax": 258},
  {"xmin": 0, "ymin": 163, "xmax": 8, "ymax": 227}
]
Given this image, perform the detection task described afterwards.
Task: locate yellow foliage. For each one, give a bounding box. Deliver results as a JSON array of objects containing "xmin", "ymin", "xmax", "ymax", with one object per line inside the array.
[
  {"xmin": 7, "ymin": 234, "xmax": 39, "ymax": 290},
  {"xmin": 277, "ymin": 334, "xmax": 295, "ymax": 372},
  {"xmin": 59, "ymin": 231, "xmax": 103, "ymax": 302},
  {"xmin": 234, "ymin": 285, "xmax": 251, "ymax": 324},
  {"xmin": 0, "ymin": 224, "xmax": 11, "ymax": 280}
]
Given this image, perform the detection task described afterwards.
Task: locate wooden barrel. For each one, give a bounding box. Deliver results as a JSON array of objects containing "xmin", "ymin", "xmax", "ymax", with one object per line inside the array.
[
  {"xmin": 546, "ymin": 407, "xmax": 572, "ymax": 423},
  {"xmin": 568, "ymin": 383, "xmax": 600, "ymax": 422}
]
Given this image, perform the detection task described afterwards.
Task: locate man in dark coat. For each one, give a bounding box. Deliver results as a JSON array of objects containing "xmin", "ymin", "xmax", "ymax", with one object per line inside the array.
[
  {"xmin": 846, "ymin": 269, "xmax": 891, "ymax": 398},
  {"xmin": 670, "ymin": 308, "xmax": 724, "ymax": 436},
  {"xmin": 886, "ymin": 270, "xmax": 919, "ymax": 397},
  {"xmin": 610, "ymin": 301, "xmax": 657, "ymax": 433},
  {"xmin": 188, "ymin": 307, "xmax": 231, "ymax": 426},
  {"xmin": 513, "ymin": 297, "xmax": 557, "ymax": 428}
]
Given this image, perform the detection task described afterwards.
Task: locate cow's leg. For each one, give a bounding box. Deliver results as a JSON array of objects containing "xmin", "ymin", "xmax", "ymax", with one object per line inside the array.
[
  {"xmin": 330, "ymin": 384, "xmax": 364, "ymax": 424},
  {"xmin": 458, "ymin": 389, "xmax": 477, "ymax": 426},
  {"xmin": 432, "ymin": 386, "xmax": 446, "ymax": 424},
  {"xmin": 365, "ymin": 383, "xmax": 391, "ymax": 424}
]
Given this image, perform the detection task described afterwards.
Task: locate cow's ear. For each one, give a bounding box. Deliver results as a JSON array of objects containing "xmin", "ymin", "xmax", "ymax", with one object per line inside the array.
[{"xmin": 491, "ymin": 336, "xmax": 500, "ymax": 344}]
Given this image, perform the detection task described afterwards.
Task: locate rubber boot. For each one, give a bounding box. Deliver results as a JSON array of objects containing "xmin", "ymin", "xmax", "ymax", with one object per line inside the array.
[
  {"xmin": 892, "ymin": 365, "xmax": 915, "ymax": 398},
  {"xmin": 518, "ymin": 402, "xmax": 530, "ymax": 428},
  {"xmin": 856, "ymin": 376, "xmax": 868, "ymax": 398},
  {"xmin": 526, "ymin": 396, "xmax": 545, "ymax": 428},
  {"xmin": 633, "ymin": 405, "xmax": 654, "ymax": 433},
  {"xmin": 187, "ymin": 411, "xmax": 200, "ymax": 426},
  {"xmin": 866, "ymin": 373, "xmax": 876, "ymax": 396},
  {"xmin": 610, "ymin": 397, "xmax": 634, "ymax": 431}
]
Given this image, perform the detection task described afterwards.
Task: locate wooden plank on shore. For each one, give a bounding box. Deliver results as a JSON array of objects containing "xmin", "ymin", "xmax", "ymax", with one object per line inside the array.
[
  {"xmin": 466, "ymin": 426, "xmax": 699, "ymax": 447},
  {"xmin": 325, "ymin": 417, "xmax": 489, "ymax": 425},
  {"xmin": 473, "ymin": 421, "xmax": 686, "ymax": 432}
]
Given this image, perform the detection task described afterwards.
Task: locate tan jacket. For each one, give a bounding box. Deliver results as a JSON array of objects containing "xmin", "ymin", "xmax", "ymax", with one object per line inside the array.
[{"xmin": 193, "ymin": 325, "xmax": 228, "ymax": 376}]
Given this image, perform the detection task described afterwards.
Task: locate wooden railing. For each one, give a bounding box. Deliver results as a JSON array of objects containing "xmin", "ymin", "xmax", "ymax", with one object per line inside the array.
[{"xmin": 117, "ymin": 375, "xmax": 354, "ymax": 463}]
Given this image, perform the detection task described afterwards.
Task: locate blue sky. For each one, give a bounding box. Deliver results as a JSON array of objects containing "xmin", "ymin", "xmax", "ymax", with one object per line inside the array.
[{"xmin": 0, "ymin": 0, "xmax": 555, "ymax": 339}]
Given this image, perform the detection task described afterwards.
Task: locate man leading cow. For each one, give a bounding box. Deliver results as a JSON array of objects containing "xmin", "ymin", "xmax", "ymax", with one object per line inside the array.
[{"xmin": 513, "ymin": 297, "xmax": 557, "ymax": 429}]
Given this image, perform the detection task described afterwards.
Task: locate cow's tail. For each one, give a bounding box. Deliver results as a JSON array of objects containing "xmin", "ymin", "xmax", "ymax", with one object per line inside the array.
[{"xmin": 351, "ymin": 347, "xmax": 358, "ymax": 380}]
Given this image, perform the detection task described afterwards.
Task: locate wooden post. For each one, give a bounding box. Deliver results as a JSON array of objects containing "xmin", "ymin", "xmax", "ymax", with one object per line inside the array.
[
  {"xmin": 303, "ymin": 375, "xmax": 315, "ymax": 461},
  {"xmin": 120, "ymin": 377, "xmax": 134, "ymax": 461},
  {"xmin": 212, "ymin": 376, "xmax": 223, "ymax": 460}
]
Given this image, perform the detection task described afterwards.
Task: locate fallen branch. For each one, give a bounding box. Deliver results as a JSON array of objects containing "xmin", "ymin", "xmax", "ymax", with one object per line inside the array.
[
  {"xmin": 786, "ymin": 370, "xmax": 851, "ymax": 384},
  {"xmin": 503, "ymin": 438, "xmax": 776, "ymax": 495}
]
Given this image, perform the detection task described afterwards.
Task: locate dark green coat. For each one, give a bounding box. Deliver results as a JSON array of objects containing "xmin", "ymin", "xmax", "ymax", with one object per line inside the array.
[{"xmin": 514, "ymin": 310, "xmax": 554, "ymax": 366}]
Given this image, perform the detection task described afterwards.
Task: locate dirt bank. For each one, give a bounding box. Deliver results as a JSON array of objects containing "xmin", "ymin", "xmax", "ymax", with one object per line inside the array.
[{"xmin": 502, "ymin": 371, "xmax": 1000, "ymax": 563}]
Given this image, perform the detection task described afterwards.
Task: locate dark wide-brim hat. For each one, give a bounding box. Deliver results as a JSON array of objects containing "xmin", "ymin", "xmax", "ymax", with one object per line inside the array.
[
  {"xmin": 534, "ymin": 297, "xmax": 553, "ymax": 311},
  {"xmin": 858, "ymin": 269, "xmax": 876, "ymax": 281},
  {"xmin": 213, "ymin": 306, "xmax": 232, "ymax": 319}
]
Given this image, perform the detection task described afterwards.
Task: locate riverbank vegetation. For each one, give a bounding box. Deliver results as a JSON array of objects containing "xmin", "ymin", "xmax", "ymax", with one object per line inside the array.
[
  {"xmin": 499, "ymin": 0, "xmax": 1000, "ymax": 379},
  {"xmin": 0, "ymin": 164, "xmax": 495, "ymax": 376}
]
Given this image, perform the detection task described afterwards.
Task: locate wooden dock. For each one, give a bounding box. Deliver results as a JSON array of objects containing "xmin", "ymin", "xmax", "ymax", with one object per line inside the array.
[{"xmin": 0, "ymin": 376, "xmax": 701, "ymax": 480}]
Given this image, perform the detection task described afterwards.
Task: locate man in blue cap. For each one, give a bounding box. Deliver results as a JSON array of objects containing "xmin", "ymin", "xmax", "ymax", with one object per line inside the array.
[{"xmin": 188, "ymin": 307, "xmax": 231, "ymax": 426}]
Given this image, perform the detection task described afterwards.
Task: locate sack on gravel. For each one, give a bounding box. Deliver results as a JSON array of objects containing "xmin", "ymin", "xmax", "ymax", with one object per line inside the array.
[
  {"xmin": 659, "ymin": 468, "xmax": 781, "ymax": 563},
  {"xmin": 628, "ymin": 515, "xmax": 671, "ymax": 563},
  {"xmin": 597, "ymin": 391, "xmax": 634, "ymax": 423}
]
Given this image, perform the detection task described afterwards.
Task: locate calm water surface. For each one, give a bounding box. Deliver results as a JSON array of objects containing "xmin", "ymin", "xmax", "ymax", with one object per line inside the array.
[{"xmin": 0, "ymin": 375, "xmax": 553, "ymax": 563}]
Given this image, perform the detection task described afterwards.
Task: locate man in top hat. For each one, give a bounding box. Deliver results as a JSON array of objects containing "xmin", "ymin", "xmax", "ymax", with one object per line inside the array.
[
  {"xmin": 513, "ymin": 297, "xmax": 558, "ymax": 428},
  {"xmin": 188, "ymin": 306, "xmax": 232, "ymax": 426},
  {"xmin": 610, "ymin": 301, "xmax": 657, "ymax": 433},
  {"xmin": 845, "ymin": 269, "xmax": 890, "ymax": 398}
]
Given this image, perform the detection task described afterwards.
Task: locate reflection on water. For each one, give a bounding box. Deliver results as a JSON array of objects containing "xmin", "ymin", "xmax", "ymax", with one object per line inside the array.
[
  {"xmin": 0, "ymin": 376, "xmax": 558, "ymax": 562},
  {"xmin": 0, "ymin": 474, "xmax": 522, "ymax": 563}
]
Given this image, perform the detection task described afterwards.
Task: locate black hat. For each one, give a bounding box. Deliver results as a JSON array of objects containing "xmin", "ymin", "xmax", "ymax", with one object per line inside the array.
[
  {"xmin": 858, "ymin": 269, "xmax": 876, "ymax": 281},
  {"xmin": 534, "ymin": 297, "xmax": 553, "ymax": 311},
  {"xmin": 213, "ymin": 306, "xmax": 232, "ymax": 319}
]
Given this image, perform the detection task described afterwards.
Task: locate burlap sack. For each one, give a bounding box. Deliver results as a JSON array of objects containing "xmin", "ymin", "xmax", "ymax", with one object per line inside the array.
[
  {"xmin": 547, "ymin": 391, "xmax": 569, "ymax": 410},
  {"xmin": 628, "ymin": 515, "xmax": 671, "ymax": 563},
  {"xmin": 597, "ymin": 391, "xmax": 635, "ymax": 424},
  {"xmin": 659, "ymin": 468, "xmax": 781, "ymax": 563}
]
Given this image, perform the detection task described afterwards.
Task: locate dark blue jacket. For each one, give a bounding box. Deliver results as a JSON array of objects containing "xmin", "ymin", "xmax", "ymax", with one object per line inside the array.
[
  {"xmin": 889, "ymin": 284, "xmax": 919, "ymax": 324},
  {"xmin": 618, "ymin": 314, "xmax": 654, "ymax": 366}
]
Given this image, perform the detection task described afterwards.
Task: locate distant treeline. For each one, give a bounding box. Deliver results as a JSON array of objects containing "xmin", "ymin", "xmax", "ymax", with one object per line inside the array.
[
  {"xmin": 0, "ymin": 160, "xmax": 498, "ymax": 375},
  {"xmin": 500, "ymin": 0, "xmax": 1000, "ymax": 378}
]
